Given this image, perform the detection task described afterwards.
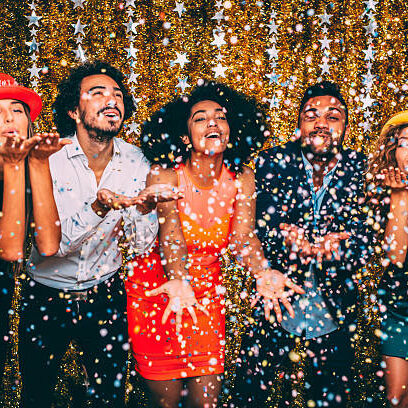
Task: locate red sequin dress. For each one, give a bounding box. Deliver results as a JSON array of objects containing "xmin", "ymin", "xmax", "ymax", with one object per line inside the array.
[{"xmin": 126, "ymin": 164, "xmax": 237, "ymax": 380}]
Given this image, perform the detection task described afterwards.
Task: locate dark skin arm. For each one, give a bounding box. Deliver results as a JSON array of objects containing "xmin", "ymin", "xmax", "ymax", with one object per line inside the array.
[
  {"xmin": 229, "ymin": 167, "xmax": 304, "ymax": 322},
  {"xmin": 143, "ymin": 166, "xmax": 208, "ymax": 332}
]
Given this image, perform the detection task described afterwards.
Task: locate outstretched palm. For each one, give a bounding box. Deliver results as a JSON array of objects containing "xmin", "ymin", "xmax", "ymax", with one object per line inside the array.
[
  {"xmin": 146, "ymin": 278, "xmax": 209, "ymax": 333},
  {"xmin": 252, "ymin": 268, "xmax": 304, "ymax": 322}
]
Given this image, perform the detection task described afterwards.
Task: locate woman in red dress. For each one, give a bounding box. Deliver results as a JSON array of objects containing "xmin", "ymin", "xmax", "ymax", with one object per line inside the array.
[{"xmin": 126, "ymin": 81, "xmax": 303, "ymax": 407}]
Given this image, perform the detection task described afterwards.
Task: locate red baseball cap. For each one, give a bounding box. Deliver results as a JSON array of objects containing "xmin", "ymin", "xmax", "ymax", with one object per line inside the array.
[{"xmin": 0, "ymin": 73, "xmax": 42, "ymax": 121}]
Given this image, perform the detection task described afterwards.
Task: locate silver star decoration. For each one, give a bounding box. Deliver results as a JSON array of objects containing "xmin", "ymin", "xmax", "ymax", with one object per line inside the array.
[
  {"xmin": 170, "ymin": 52, "xmax": 190, "ymax": 69},
  {"xmin": 28, "ymin": 1, "xmax": 36, "ymax": 10},
  {"xmin": 176, "ymin": 77, "xmax": 191, "ymax": 93},
  {"xmin": 321, "ymin": 26, "xmax": 329, "ymax": 35},
  {"xmin": 126, "ymin": 8, "xmax": 135, "ymax": 17},
  {"xmin": 265, "ymin": 71, "xmax": 281, "ymax": 84},
  {"xmin": 72, "ymin": 19, "xmax": 87, "ymax": 36},
  {"xmin": 30, "ymin": 79, "xmax": 39, "ymax": 88},
  {"xmin": 126, "ymin": 122, "xmax": 140, "ymax": 136},
  {"xmin": 30, "ymin": 53, "xmax": 39, "ymax": 62},
  {"xmin": 124, "ymin": 18, "xmax": 138, "ymax": 34},
  {"xmin": 266, "ymin": 95, "xmax": 280, "ymax": 109},
  {"xmin": 266, "ymin": 45, "xmax": 279, "ymax": 59},
  {"xmin": 360, "ymin": 120, "xmax": 372, "ymax": 132},
  {"xmin": 362, "ymin": 72, "xmax": 375, "ymax": 88},
  {"xmin": 319, "ymin": 60, "xmax": 330, "ymax": 75},
  {"xmin": 267, "ymin": 20, "xmax": 278, "ymax": 35},
  {"xmin": 318, "ymin": 36, "xmax": 332, "ymax": 50},
  {"xmin": 26, "ymin": 12, "xmax": 42, "ymax": 27},
  {"xmin": 212, "ymin": 9, "xmax": 224, "ymax": 23},
  {"xmin": 363, "ymin": 46, "xmax": 375, "ymax": 61},
  {"xmin": 126, "ymin": 0, "xmax": 136, "ymax": 7},
  {"xmin": 364, "ymin": 0, "xmax": 378, "ymax": 11},
  {"xmin": 25, "ymin": 38, "xmax": 41, "ymax": 53},
  {"xmin": 364, "ymin": 20, "xmax": 377, "ymax": 35},
  {"xmin": 128, "ymin": 71, "xmax": 140, "ymax": 84},
  {"xmin": 216, "ymin": 52, "xmax": 224, "ymax": 61},
  {"xmin": 133, "ymin": 95, "xmax": 142, "ymax": 105},
  {"xmin": 28, "ymin": 63, "xmax": 41, "ymax": 78},
  {"xmin": 30, "ymin": 27, "xmax": 38, "ymax": 36},
  {"xmin": 361, "ymin": 94, "xmax": 375, "ymax": 109},
  {"xmin": 125, "ymin": 43, "xmax": 138, "ymax": 59},
  {"xmin": 76, "ymin": 35, "xmax": 83, "ymax": 44},
  {"xmin": 215, "ymin": 0, "xmax": 223, "ymax": 8},
  {"xmin": 174, "ymin": 2, "xmax": 186, "ymax": 17},
  {"xmin": 71, "ymin": 0, "xmax": 86, "ymax": 9},
  {"xmin": 270, "ymin": 11, "xmax": 278, "ymax": 19},
  {"xmin": 211, "ymin": 32, "xmax": 226, "ymax": 48},
  {"xmin": 319, "ymin": 11, "xmax": 332, "ymax": 25},
  {"xmin": 212, "ymin": 63, "xmax": 228, "ymax": 78},
  {"xmin": 74, "ymin": 44, "xmax": 87, "ymax": 62}
]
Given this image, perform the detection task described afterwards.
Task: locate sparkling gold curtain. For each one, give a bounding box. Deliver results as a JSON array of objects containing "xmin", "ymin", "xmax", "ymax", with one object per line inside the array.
[{"xmin": 1, "ymin": 0, "xmax": 406, "ymax": 406}]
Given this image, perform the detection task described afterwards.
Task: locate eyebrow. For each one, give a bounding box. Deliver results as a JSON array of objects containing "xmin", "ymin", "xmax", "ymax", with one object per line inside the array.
[
  {"xmin": 11, "ymin": 101, "xmax": 24, "ymax": 106},
  {"xmin": 304, "ymin": 107, "xmax": 343, "ymax": 114},
  {"xmin": 191, "ymin": 107, "xmax": 224, "ymax": 120},
  {"xmin": 86, "ymin": 86, "xmax": 123, "ymax": 93}
]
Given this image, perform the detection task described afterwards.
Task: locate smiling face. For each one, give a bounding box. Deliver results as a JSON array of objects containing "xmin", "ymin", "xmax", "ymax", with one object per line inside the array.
[
  {"xmin": 299, "ymin": 95, "xmax": 348, "ymax": 159},
  {"xmin": 184, "ymin": 100, "xmax": 230, "ymax": 157},
  {"xmin": 395, "ymin": 127, "xmax": 408, "ymax": 174},
  {"xmin": 0, "ymin": 99, "xmax": 29, "ymax": 140},
  {"xmin": 70, "ymin": 74, "xmax": 125, "ymax": 142}
]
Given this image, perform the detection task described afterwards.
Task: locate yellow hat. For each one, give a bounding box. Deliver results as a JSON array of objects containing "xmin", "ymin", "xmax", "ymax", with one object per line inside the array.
[{"xmin": 380, "ymin": 110, "xmax": 408, "ymax": 139}]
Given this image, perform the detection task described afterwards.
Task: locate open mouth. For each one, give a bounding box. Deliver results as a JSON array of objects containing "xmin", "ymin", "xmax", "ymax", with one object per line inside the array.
[
  {"xmin": 99, "ymin": 108, "xmax": 121, "ymax": 121},
  {"xmin": 205, "ymin": 132, "xmax": 221, "ymax": 139}
]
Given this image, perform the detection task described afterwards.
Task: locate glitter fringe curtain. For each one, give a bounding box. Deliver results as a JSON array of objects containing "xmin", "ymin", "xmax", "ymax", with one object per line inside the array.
[{"xmin": 1, "ymin": 0, "xmax": 408, "ymax": 406}]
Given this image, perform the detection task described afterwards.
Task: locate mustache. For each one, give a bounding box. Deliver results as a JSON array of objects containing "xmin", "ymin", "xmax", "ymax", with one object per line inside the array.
[
  {"xmin": 309, "ymin": 130, "xmax": 332, "ymax": 138},
  {"xmin": 97, "ymin": 106, "xmax": 122, "ymax": 118}
]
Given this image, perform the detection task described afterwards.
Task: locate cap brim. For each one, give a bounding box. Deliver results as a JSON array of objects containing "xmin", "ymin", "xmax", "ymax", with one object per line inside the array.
[
  {"xmin": 380, "ymin": 110, "xmax": 408, "ymax": 139},
  {"xmin": 0, "ymin": 86, "xmax": 42, "ymax": 121}
]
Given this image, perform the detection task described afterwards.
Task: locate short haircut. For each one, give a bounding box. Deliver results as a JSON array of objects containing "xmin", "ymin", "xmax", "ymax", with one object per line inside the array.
[
  {"xmin": 140, "ymin": 80, "xmax": 267, "ymax": 174},
  {"xmin": 53, "ymin": 61, "xmax": 135, "ymax": 137},
  {"xmin": 298, "ymin": 81, "xmax": 348, "ymax": 127}
]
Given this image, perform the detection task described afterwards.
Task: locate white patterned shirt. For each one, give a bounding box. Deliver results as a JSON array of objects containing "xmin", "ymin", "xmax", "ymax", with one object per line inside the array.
[{"xmin": 28, "ymin": 135, "xmax": 158, "ymax": 290}]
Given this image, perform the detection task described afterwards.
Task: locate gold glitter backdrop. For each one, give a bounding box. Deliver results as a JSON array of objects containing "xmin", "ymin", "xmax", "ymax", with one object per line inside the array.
[{"xmin": 1, "ymin": 0, "xmax": 407, "ymax": 406}]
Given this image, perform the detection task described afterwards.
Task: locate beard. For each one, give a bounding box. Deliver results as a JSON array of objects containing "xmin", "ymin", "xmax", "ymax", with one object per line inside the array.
[
  {"xmin": 302, "ymin": 129, "xmax": 346, "ymax": 161},
  {"xmin": 79, "ymin": 108, "xmax": 124, "ymax": 143}
]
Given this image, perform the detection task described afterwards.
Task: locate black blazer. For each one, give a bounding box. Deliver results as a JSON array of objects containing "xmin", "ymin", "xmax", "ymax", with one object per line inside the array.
[{"xmin": 255, "ymin": 140, "xmax": 373, "ymax": 326}]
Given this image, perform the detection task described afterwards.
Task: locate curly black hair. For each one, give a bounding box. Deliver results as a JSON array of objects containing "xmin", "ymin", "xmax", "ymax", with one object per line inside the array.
[
  {"xmin": 298, "ymin": 80, "xmax": 349, "ymax": 127},
  {"xmin": 140, "ymin": 81, "xmax": 267, "ymax": 174},
  {"xmin": 53, "ymin": 61, "xmax": 135, "ymax": 137}
]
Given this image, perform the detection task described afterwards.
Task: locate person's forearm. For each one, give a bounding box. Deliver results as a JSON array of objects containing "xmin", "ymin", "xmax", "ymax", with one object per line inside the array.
[
  {"xmin": 384, "ymin": 189, "xmax": 408, "ymax": 265},
  {"xmin": 0, "ymin": 162, "xmax": 25, "ymax": 260},
  {"xmin": 159, "ymin": 222, "xmax": 190, "ymax": 280},
  {"xmin": 29, "ymin": 158, "xmax": 61, "ymax": 256},
  {"xmin": 230, "ymin": 232, "xmax": 270, "ymax": 276}
]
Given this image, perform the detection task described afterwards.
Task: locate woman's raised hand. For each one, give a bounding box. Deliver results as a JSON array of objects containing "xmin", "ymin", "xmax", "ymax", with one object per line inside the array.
[
  {"xmin": 0, "ymin": 133, "xmax": 41, "ymax": 163},
  {"xmin": 380, "ymin": 167, "xmax": 408, "ymax": 190},
  {"xmin": 146, "ymin": 278, "xmax": 209, "ymax": 333},
  {"xmin": 29, "ymin": 132, "xmax": 72, "ymax": 161},
  {"xmin": 135, "ymin": 184, "xmax": 184, "ymax": 214}
]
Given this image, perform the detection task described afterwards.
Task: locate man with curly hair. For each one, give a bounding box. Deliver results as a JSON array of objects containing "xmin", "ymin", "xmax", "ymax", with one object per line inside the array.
[
  {"xmin": 233, "ymin": 81, "xmax": 373, "ymax": 408},
  {"xmin": 19, "ymin": 61, "xmax": 159, "ymax": 407}
]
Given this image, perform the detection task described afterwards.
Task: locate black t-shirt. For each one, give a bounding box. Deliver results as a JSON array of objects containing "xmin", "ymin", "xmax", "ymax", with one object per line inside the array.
[{"xmin": 0, "ymin": 181, "xmax": 12, "ymax": 279}]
